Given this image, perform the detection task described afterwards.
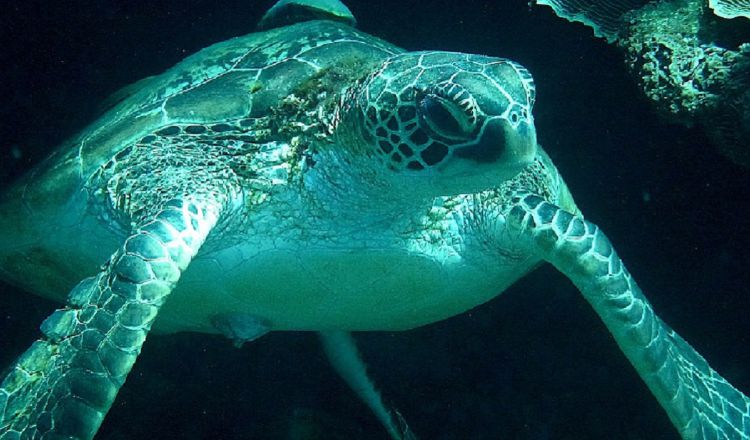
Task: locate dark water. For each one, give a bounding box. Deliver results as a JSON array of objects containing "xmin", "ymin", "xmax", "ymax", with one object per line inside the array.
[{"xmin": 1, "ymin": 1, "xmax": 749, "ymax": 438}]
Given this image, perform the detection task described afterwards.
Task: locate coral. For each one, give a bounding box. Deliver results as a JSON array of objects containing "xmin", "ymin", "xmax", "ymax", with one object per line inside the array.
[
  {"xmin": 702, "ymin": 43, "xmax": 750, "ymax": 166},
  {"xmin": 536, "ymin": 0, "xmax": 653, "ymax": 41},
  {"xmin": 537, "ymin": 0, "xmax": 750, "ymax": 166},
  {"xmin": 619, "ymin": 0, "xmax": 737, "ymax": 122},
  {"xmin": 710, "ymin": 0, "xmax": 750, "ymax": 19},
  {"xmin": 618, "ymin": 0, "xmax": 750, "ymax": 166}
]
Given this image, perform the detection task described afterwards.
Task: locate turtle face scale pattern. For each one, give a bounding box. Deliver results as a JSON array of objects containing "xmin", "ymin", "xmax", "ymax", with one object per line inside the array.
[{"xmin": 335, "ymin": 51, "xmax": 537, "ymax": 195}]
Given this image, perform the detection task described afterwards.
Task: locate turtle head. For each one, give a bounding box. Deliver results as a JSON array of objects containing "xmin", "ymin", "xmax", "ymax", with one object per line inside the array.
[{"xmin": 334, "ymin": 51, "xmax": 537, "ymax": 196}]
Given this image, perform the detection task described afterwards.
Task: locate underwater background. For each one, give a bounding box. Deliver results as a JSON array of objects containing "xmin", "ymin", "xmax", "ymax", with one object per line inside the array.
[{"xmin": 0, "ymin": 0, "xmax": 749, "ymax": 438}]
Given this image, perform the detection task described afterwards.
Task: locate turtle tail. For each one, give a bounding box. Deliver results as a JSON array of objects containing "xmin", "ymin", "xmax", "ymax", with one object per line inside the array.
[
  {"xmin": 508, "ymin": 195, "xmax": 750, "ymax": 439},
  {"xmin": 0, "ymin": 197, "xmax": 223, "ymax": 439}
]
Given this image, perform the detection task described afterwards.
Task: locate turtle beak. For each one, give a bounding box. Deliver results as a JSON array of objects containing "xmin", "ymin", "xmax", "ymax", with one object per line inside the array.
[
  {"xmin": 451, "ymin": 116, "xmax": 536, "ymax": 167},
  {"xmin": 507, "ymin": 117, "xmax": 537, "ymax": 164},
  {"xmin": 454, "ymin": 118, "xmax": 507, "ymax": 163}
]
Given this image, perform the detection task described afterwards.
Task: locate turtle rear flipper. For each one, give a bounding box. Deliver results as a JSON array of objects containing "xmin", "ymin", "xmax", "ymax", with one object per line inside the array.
[
  {"xmin": 0, "ymin": 197, "xmax": 224, "ymax": 439},
  {"xmin": 320, "ymin": 331, "xmax": 416, "ymax": 440},
  {"xmin": 509, "ymin": 195, "xmax": 750, "ymax": 439}
]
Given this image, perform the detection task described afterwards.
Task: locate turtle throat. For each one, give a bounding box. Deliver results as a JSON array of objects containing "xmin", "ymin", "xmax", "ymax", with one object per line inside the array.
[{"xmin": 301, "ymin": 145, "xmax": 435, "ymax": 227}]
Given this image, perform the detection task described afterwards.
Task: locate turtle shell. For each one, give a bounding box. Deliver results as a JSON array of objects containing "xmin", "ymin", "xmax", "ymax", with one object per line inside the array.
[
  {"xmin": 0, "ymin": 19, "xmax": 399, "ymax": 301},
  {"xmin": 12, "ymin": 19, "xmax": 401, "ymax": 214}
]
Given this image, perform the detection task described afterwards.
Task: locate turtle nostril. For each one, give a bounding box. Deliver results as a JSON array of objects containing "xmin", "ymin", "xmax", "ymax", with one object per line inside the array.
[{"xmin": 453, "ymin": 119, "xmax": 506, "ymax": 163}]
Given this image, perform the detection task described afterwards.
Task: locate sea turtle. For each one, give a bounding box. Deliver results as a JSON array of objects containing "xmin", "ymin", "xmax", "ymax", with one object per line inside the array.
[{"xmin": 0, "ymin": 0, "xmax": 748, "ymax": 439}]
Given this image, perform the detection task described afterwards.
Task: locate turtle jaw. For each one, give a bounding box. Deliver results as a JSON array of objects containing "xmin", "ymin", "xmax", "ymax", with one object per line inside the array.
[
  {"xmin": 426, "ymin": 117, "xmax": 538, "ymax": 195},
  {"xmin": 458, "ymin": 115, "xmax": 536, "ymax": 165},
  {"xmin": 496, "ymin": 115, "xmax": 538, "ymax": 176}
]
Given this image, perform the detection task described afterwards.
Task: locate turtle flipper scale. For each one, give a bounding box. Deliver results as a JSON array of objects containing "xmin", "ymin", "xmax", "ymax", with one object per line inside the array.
[
  {"xmin": 0, "ymin": 197, "xmax": 223, "ymax": 439},
  {"xmin": 509, "ymin": 195, "xmax": 750, "ymax": 439}
]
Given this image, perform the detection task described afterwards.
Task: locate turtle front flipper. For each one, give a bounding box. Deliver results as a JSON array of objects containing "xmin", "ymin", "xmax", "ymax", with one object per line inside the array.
[
  {"xmin": 0, "ymin": 197, "xmax": 224, "ymax": 439},
  {"xmin": 508, "ymin": 195, "xmax": 750, "ymax": 439}
]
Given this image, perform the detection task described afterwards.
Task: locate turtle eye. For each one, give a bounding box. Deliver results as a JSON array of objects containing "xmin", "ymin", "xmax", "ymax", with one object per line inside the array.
[{"xmin": 417, "ymin": 93, "xmax": 475, "ymax": 141}]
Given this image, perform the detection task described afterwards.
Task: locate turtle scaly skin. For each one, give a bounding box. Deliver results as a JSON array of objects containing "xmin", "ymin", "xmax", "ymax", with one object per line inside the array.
[
  {"xmin": 1, "ymin": 197, "xmax": 224, "ymax": 438},
  {"xmin": 508, "ymin": 195, "xmax": 750, "ymax": 439}
]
